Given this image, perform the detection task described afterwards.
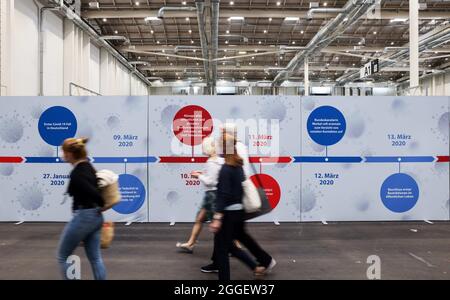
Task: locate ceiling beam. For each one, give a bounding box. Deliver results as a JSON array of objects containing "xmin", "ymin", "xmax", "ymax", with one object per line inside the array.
[
  {"xmin": 119, "ymin": 45, "xmax": 450, "ymax": 53},
  {"xmin": 82, "ymin": 9, "xmax": 450, "ymax": 20},
  {"xmin": 140, "ymin": 65, "xmax": 425, "ymax": 72}
]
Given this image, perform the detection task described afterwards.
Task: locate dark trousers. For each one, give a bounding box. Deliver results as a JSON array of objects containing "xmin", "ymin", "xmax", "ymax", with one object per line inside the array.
[{"xmin": 214, "ymin": 210, "xmax": 272, "ymax": 280}]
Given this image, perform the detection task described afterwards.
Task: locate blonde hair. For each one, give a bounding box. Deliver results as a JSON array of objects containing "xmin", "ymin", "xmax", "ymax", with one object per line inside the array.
[
  {"xmin": 202, "ymin": 136, "xmax": 216, "ymax": 156},
  {"xmin": 62, "ymin": 137, "xmax": 89, "ymax": 160},
  {"xmin": 220, "ymin": 123, "xmax": 237, "ymax": 137},
  {"xmin": 222, "ymin": 133, "xmax": 243, "ymax": 167}
]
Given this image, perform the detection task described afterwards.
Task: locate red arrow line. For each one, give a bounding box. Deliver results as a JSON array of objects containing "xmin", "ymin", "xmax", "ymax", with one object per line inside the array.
[
  {"xmin": 159, "ymin": 156, "xmax": 209, "ymax": 163},
  {"xmin": 0, "ymin": 156, "xmax": 24, "ymax": 163},
  {"xmin": 249, "ymin": 156, "xmax": 292, "ymax": 163},
  {"xmin": 436, "ymin": 156, "xmax": 449, "ymax": 162}
]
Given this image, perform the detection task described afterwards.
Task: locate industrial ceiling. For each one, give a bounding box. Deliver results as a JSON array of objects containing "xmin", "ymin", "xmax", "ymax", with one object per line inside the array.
[{"xmin": 79, "ymin": 0, "xmax": 450, "ymax": 87}]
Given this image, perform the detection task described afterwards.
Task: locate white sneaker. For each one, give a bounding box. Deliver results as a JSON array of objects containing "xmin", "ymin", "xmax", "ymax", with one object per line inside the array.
[
  {"xmin": 265, "ymin": 258, "xmax": 277, "ymax": 274},
  {"xmin": 254, "ymin": 258, "xmax": 277, "ymax": 276}
]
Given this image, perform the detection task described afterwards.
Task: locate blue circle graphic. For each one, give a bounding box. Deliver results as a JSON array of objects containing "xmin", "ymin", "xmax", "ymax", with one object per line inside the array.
[
  {"xmin": 380, "ymin": 173, "xmax": 419, "ymax": 213},
  {"xmin": 307, "ymin": 105, "xmax": 346, "ymax": 146},
  {"xmin": 113, "ymin": 174, "xmax": 146, "ymax": 214},
  {"xmin": 38, "ymin": 106, "xmax": 77, "ymax": 146}
]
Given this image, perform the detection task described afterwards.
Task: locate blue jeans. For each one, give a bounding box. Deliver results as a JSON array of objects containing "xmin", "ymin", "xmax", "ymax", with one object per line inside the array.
[{"xmin": 57, "ymin": 208, "xmax": 106, "ymax": 280}]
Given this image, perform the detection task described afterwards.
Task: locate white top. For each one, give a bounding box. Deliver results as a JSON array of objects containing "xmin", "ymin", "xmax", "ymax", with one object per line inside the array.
[{"xmin": 198, "ymin": 156, "xmax": 224, "ymax": 191}]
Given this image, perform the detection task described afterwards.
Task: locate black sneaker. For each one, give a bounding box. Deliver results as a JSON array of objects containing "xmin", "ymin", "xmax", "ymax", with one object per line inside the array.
[{"xmin": 201, "ymin": 263, "xmax": 219, "ymax": 273}]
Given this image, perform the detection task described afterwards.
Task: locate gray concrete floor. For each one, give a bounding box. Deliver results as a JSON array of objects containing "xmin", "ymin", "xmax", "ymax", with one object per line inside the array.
[{"xmin": 0, "ymin": 222, "xmax": 449, "ymax": 280}]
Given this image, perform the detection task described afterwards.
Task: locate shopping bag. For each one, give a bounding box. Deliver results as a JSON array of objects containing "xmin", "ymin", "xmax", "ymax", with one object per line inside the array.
[
  {"xmin": 242, "ymin": 179, "xmax": 261, "ymax": 213},
  {"xmin": 100, "ymin": 222, "xmax": 114, "ymax": 249},
  {"xmin": 243, "ymin": 163, "xmax": 273, "ymax": 220}
]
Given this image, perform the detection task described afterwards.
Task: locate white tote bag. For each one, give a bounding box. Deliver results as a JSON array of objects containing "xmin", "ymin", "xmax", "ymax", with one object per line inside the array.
[{"xmin": 242, "ymin": 178, "xmax": 262, "ymax": 213}]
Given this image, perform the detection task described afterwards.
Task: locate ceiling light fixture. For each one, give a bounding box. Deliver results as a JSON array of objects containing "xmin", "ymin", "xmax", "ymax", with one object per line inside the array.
[
  {"xmin": 144, "ymin": 17, "xmax": 160, "ymax": 22},
  {"xmin": 228, "ymin": 16, "xmax": 245, "ymax": 21},
  {"xmin": 88, "ymin": 2, "xmax": 100, "ymax": 9},
  {"xmin": 390, "ymin": 18, "xmax": 407, "ymax": 23}
]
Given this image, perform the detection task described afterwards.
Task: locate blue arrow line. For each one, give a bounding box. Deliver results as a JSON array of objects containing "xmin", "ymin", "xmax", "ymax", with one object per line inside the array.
[
  {"xmin": 25, "ymin": 156, "xmax": 158, "ymax": 163},
  {"xmin": 92, "ymin": 157, "xmax": 158, "ymax": 163},
  {"xmin": 293, "ymin": 156, "xmax": 363, "ymax": 163},
  {"xmin": 364, "ymin": 156, "xmax": 434, "ymax": 163},
  {"xmin": 25, "ymin": 157, "xmax": 65, "ymax": 163}
]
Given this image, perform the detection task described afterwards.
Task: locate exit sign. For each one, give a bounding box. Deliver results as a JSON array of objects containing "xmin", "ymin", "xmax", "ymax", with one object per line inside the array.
[{"xmin": 360, "ymin": 59, "xmax": 379, "ymax": 79}]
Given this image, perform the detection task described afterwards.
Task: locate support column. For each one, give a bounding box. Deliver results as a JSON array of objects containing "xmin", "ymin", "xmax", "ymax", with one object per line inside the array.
[
  {"xmin": 409, "ymin": 0, "xmax": 419, "ymax": 91},
  {"xmin": 304, "ymin": 57, "xmax": 310, "ymax": 96},
  {"xmin": 63, "ymin": 19, "xmax": 75, "ymax": 95},
  {"xmin": 0, "ymin": 0, "xmax": 14, "ymax": 95}
]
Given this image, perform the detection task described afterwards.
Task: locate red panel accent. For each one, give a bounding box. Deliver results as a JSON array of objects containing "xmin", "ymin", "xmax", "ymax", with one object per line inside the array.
[
  {"xmin": 159, "ymin": 156, "xmax": 209, "ymax": 163},
  {"xmin": 249, "ymin": 156, "xmax": 292, "ymax": 163},
  {"xmin": 436, "ymin": 156, "xmax": 449, "ymax": 162},
  {"xmin": 0, "ymin": 156, "xmax": 24, "ymax": 163}
]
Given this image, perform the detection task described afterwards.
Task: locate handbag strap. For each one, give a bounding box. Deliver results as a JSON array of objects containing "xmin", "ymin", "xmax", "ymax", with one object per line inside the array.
[{"xmin": 247, "ymin": 161, "xmax": 265, "ymax": 187}]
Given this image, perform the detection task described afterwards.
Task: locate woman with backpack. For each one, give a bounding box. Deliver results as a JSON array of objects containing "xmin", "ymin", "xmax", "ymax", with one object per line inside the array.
[{"xmin": 57, "ymin": 137, "xmax": 106, "ymax": 280}]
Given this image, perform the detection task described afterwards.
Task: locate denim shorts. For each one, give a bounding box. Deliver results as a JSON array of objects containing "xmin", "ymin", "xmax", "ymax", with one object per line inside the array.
[{"xmin": 199, "ymin": 190, "xmax": 216, "ymax": 222}]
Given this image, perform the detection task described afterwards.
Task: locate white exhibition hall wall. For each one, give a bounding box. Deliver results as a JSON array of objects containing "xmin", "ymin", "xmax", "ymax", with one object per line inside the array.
[{"xmin": 1, "ymin": 0, "xmax": 148, "ymax": 97}]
